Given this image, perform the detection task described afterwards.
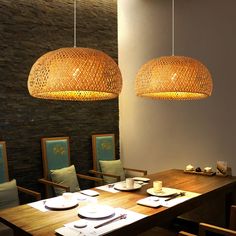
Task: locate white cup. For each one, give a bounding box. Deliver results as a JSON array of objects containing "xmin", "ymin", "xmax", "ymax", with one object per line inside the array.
[
  {"xmin": 126, "ymin": 178, "xmax": 134, "ymax": 189},
  {"xmin": 204, "ymin": 167, "xmax": 212, "ymax": 173},
  {"xmin": 62, "ymin": 192, "xmax": 73, "ymax": 201},
  {"xmin": 87, "ymin": 197, "xmax": 98, "ymax": 213},
  {"xmin": 153, "ymin": 180, "xmax": 162, "ymax": 193}
]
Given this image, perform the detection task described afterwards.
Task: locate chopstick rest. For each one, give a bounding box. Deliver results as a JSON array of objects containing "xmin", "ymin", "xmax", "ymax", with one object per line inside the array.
[
  {"xmin": 94, "ymin": 214, "xmax": 127, "ymax": 229},
  {"xmin": 74, "ymin": 219, "xmax": 87, "ymax": 228}
]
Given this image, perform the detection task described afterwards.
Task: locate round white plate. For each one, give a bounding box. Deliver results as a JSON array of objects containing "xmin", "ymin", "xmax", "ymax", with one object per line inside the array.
[
  {"xmin": 78, "ymin": 205, "xmax": 115, "ymax": 219},
  {"xmin": 133, "ymin": 177, "xmax": 150, "ymax": 182},
  {"xmin": 45, "ymin": 198, "xmax": 78, "ymax": 210},
  {"xmin": 114, "ymin": 182, "xmax": 142, "ymax": 191},
  {"xmin": 147, "ymin": 187, "xmax": 177, "ymax": 197}
]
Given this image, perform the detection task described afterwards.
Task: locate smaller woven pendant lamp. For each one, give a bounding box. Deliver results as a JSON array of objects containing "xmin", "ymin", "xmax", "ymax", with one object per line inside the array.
[
  {"xmin": 28, "ymin": 0, "xmax": 122, "ymax": 101},
  {"xmin": 135, "ymin": 0, "xmax": 213, "ymax": 100}
]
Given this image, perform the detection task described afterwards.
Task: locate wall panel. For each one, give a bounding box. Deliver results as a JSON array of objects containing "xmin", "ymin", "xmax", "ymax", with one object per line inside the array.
[{"xmin": 0, "ymin": 0, "xmax": 119, "ymax": 196}]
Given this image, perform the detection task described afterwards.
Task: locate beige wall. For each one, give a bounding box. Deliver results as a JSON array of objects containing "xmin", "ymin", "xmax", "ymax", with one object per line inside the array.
[{"xmin": 118, "ymin": 0, "xmax": 236, "ymax": 175}]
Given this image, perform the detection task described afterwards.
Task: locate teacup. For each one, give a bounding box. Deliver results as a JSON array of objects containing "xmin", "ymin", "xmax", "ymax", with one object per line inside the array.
[
  {"xmin": 87, "ymin": 197, "xmax": 98, "ymax": 213},
  {"xmin": 153, "ymin": 180, "xmax": 162, "ymax": 193},
  {"xmin": 204, "ymin": 167, "xmax": 212, "ymax": 173},
  {"xmin": 126, "ymin": 178, "xmax": 134, "ymax": 189},
  {"xmin": 62, "ymin": 192, "xmax": 73, "ymax": 201}
]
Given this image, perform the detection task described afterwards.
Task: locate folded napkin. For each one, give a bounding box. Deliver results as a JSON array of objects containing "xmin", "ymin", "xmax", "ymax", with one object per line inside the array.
[
  {"xmin": 28, "ymin": 199, "xmax": 49, "ymax": 212},
  {"xmin": 96, "ymin": 184, "xmax": 120, "ymax": 193},
  {"xmin": 56, "ymin": 208, "xmax": 147, "ymax": 236}
]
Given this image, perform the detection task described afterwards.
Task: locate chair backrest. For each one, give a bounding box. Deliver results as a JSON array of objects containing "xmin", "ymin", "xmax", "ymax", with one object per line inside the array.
[
  {"xmin": 0, "ymin": 141, "xmax": 9, "ymax": 183},
  {"xmin": 92, "ymin": 134, "xmax": 115, "ymax": 171},
  {"xmin": 0, "ymin": 142, "xmax": 20, "ymax": 210},
  {"xmin": 41, "ymin": 137, "xmax": 70, "ymax": 179}
]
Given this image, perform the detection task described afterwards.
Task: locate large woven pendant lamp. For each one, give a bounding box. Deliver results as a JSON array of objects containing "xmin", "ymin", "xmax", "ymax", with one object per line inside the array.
[
  {"xmin": 28, "ymin": 0, "xmax": 122, "ymax": 101},
  {"xmin": 135, "ymin": 0, "xmax": 213, "ymax": 100}
]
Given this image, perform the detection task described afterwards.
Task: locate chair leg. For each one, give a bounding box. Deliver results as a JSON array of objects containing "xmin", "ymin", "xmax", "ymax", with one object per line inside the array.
[{"xmin": 0, "ymin": 222, "xmax": 13, "ymax": 236}]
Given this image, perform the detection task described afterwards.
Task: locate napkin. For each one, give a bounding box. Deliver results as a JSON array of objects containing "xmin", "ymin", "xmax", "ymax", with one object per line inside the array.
[
  {"xmin": 56, "ymin": 208, "xmax": 147, "ymax": 236},
  {"xmin": 96, "ymin": 184, "xmax": 120, "ymax": 193},
  {"xmin": 137, "ymin": 196, "xmax": 161, "ymax": 208},
  {"xmin": 28, "ymin": 199, "xmax": 49, "ymax": 212}
]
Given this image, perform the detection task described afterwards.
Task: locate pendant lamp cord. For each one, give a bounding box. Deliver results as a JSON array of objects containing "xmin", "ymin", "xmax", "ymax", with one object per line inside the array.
[
  {"xmin": 74, "ymin": 0, "xmax": 77, "ymax": 48},
  {"xmin": 172, "ymin": 0, "xmax": 175, "ymax": 56}
]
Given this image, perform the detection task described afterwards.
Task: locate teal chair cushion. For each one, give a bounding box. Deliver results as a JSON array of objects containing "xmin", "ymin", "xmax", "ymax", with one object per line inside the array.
[
  {"xmin": 50, "ymin": 165, "xmax": 80, "ymax": 196},
  {"xmin": 99, "ymin": 159, "xmax": 126, "ymax": 184},
  {"xmin": 0, "ymin": 179, "xmax": 19, "ymax": 210}
]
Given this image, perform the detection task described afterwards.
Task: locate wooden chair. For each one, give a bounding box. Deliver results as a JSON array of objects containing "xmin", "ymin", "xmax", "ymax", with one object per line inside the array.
[
  {"xmin": 0, "ymin": 141, "xmax": 41, "ymax": 210},
  {"xmin": 39, "ymin": 137, "xmax": 103, "ymax": 197},
  {"xmin": 0, "ymin": 222, "xmax": 13, "ymax": 236},
  {"xmin": 89, "ymin": 134, "xmax": 147, "ymax": 183},
  {"xmin": 230, "ymin": 205, "xmax": 236, "ymax": 230},
  {"xmin": 179, "ymin": 205, "xmax": 236, "ymax": 236}
]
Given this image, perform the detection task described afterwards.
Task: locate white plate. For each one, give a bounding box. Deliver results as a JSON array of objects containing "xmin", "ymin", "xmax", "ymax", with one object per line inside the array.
[
  {"xmin": 114, "ymin": 182, "xmax": 142, "ymax": 191},
  {"xmin": 45, "ymin": 197, "xmax": 78, "ymax": 210},
  {"xmin": 80, "ymin": 189, "xmax": 99, "ymax": 197},
  {"xmin": 133, "ymin": 177, "xmax": 150, "ymax": 182},
  {"xmin": 147, "ymin": 187, "xmax": 177, "ymax": 197},
  {"xmin": 137, "ymin": 197, "xmax": 161, "ymax": 208},
  {"xmin": 78, "ymin": 205, "xmax": 115, "ymax": 219}
]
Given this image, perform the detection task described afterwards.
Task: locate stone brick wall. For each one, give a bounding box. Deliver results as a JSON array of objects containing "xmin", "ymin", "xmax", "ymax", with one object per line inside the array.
[{"xmin": 0, "ymin": 0, "xmax": 119, "ymax": 196}]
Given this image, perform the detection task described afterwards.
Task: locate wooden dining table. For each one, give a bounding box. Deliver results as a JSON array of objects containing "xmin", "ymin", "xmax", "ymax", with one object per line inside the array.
[{"xmin": 0, "ymin": 169, "xmax": 236, "ymax": 235}]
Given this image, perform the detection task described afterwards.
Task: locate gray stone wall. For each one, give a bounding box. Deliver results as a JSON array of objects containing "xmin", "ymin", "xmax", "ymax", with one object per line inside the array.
[{"xmin": 0, "ymin": 0, "xmax": 119, "ymax": 197}]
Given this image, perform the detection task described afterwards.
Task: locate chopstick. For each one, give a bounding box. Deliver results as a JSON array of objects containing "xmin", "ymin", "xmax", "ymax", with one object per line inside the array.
[
  {"xmin": 94, "ymin": 214, "xmax": 127, "ymax": 229},
  {"xmin": 165, "ymin": 192, "xmax": 185, "ymax": 201}
]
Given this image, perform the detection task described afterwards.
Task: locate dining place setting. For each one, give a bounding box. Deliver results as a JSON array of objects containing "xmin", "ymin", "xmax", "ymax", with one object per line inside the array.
[
  {"xmin": 55, "ymin": 206, "xmax": 146, "ymax": 236},
  {"xmin": 51, "ymin": 192, "xmax": 147, "ymax": 236},
  {"xmin": 136, "ymin": 179, "xmax": 200, "ymax": 208}
]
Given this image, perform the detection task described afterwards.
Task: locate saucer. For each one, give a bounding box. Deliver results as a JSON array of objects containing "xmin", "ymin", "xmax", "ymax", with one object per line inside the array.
[
  {"xmin": 45, "ymin": 197, "xmax": 78, "ymax": 210},
  {"xmin": 147, "ymin": 187, "xmax": 177, "ymax": 197},
  {"xmin": 114, "ymin": 182, "xmax": 142, "ymax": 191},
  {"xmin": 78, "ymin": 205, "xmax": 115, "ymax": 219}
]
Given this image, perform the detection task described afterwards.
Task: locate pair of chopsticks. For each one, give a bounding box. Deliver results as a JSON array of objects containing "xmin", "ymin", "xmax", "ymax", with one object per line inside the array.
[
  {"xmin": 165, "ymin": 192, "xmax": 185, "ymax": 201},
  {"xmin": 94, "ymin": 214, "xmax": 127, "ymax": 229}
]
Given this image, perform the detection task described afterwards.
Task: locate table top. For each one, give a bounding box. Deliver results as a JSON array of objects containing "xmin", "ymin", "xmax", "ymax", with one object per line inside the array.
[{"xmin": 1, "ymin": 169, "xmax": 236, "ymax": 235}]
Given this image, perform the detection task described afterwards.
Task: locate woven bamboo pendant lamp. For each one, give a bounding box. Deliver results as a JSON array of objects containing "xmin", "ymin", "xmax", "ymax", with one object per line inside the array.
[
  {"xmin": 135, "ymin": 0, "xmax": 213, "ymax": 100},
  {"xmin": 28, "ymin": 0, "xmax": 122, "ymax": 101}
]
